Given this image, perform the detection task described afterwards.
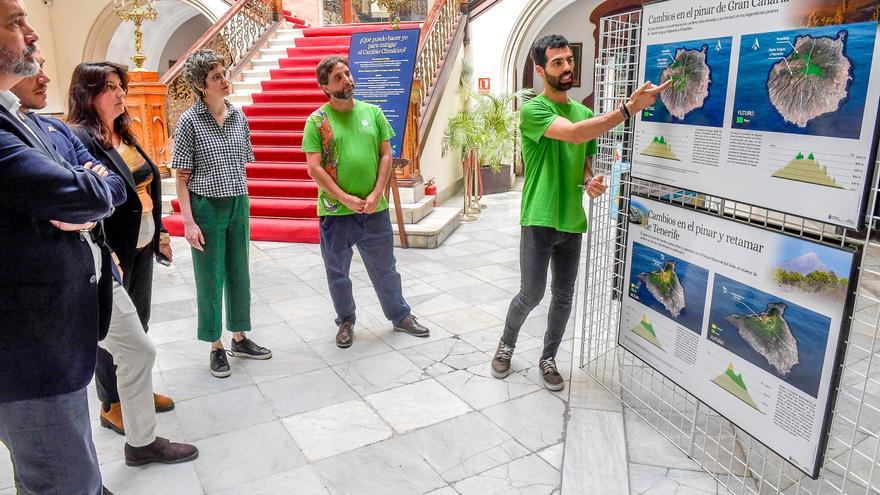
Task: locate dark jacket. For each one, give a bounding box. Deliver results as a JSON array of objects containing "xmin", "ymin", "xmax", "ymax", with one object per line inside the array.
[
  {"xmin": 0, "ymin": 106, "xmax": 116, "ymax": 403},
  {"xmin": 71, "ymin": 126, "xmax": 165, "ymax": 276},
  {"xmin": 34, "ymin": 114, "xmax": 127, "ymax": 283}
]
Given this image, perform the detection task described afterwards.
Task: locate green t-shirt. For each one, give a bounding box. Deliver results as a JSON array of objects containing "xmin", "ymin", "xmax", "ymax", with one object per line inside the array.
[
  {"xmin": 301, "ymin": 100, "xmax": 395, "ymax": 216},
  {"xmin": 519, "ymin": 94, "xmax": 598, "ymax": 233}
]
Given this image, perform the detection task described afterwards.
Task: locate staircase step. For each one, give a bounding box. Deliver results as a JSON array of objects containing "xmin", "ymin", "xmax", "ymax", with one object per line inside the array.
[
  {"xmin": 252, "ymin": 58, "xmax": 284, "ymax": 69},
  {"xmin": 261, "ymin": 78, "xmax": 321, "ymax": 91},
  {"xmin": 286, "ymin": 46, "xmax": 349, "ymax": 57},
  {"xmin": 164, "ymin": 214, "xmax": 320, "ymax": 243},
  {"xmin": 248, "ymin": 178, "xmax": 317, "ymax": 198},
  {"xmin": 258, "ymin": 47, "xmax": 289, "ymax": 59},
  {"xmin": 247, "ymin": 116, "xmax": 309, "ymax": 131},
  {"xmin": 392, "ymin": 206, "xmax": 462, "ymax": 248},
  {"xmin": 301, "ymin": 23, "xmax": 419, "ymax": 37},
  {"xmin": 234, "ymin": 80, "xmax": 262, "ymax": 92},
  {"xmin": 172, "ymin": 197, "xmax": 315, "ymax": 219},
  {"xmin": 389, "ymin": 195, "xmax": 435, "ymax": 224},
  {"xmin": 268, "ymin": 37, "xmax": 296, "ymax": 48},
  {"xmin": 244, "ymin": 103, "xmax": 317, "ymax": 118},
  {"xmin": 278, "ymin": 55, "xmax": 348, "ymax": 67},
  {"xmin": 269, "ymin": 67, "xmax": 320, "ymax": 79},
  {"xmin": 241, "ymin": 68, "xmax": 272, "ymax": 80},
  {"xmin": 285, "ymin": 16, "xmax": 308, "ymax": 27},
  {"xmin": 295, "ymin": 35, "xmax": 352, "ymax": 47},
  {"xmin": 250, "ymin": 131, "xmax": 304, "ymax": 147},
  {"xmin": 251, "ymin": 91, "xmax": 328, "ymax": 104},
  {"xmin": 247, "ymin": 162, "xmax": 311, "ymax": 180},
  {"xmin": 253, "ymin": 146, "xmax": 306, "ymax": 162}
]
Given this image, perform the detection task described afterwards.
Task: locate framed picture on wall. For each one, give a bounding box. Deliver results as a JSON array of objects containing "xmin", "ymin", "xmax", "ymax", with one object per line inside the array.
[{"xmin": 570, "ymin": 42, "xmax": 582, "ymax": 87}]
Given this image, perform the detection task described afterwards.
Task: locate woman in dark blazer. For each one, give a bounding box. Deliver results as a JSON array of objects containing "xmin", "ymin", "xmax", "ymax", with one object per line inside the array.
[{"xmin": 67, "ymin": 61, "xmax": 176, "ymax": 431}]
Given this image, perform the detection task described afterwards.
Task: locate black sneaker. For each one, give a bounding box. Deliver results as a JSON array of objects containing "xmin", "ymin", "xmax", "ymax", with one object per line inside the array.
[
  {"xmin": 210, "ymin": 349, "xmax": 231, "ymax": 378},
  {"xmin": 393, "ymin": 314, "xmax": 430, "ymax": 337},
  {"xmin": 539, "ymin": 358, "xmax": 564, "ymax": 391},
  {"xmin": 230, "ymin": 337, "xmax": 273, "ymax": 360},
  {"xmin": 491, "ymin": 341, "xmax": 515, "ymax": 379}
]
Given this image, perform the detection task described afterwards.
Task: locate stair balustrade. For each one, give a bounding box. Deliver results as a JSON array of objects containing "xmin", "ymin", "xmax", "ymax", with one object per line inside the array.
[{"xmin": 161, "ymin": 0, "xmax": 284, "ymax": 138}]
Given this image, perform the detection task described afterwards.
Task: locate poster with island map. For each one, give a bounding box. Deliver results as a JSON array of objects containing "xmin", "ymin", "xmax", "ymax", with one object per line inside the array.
[
  {"xmin": 619, "ymin": 196, "xmax": 856, "ymax": 478},
  {"xmin": 633, "ymin": 0, "xmax": 880, "ymax": 229}
]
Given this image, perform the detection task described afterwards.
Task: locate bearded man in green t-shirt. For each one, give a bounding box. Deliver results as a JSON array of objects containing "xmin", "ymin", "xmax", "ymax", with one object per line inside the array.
[
  {"xmin": 303, "ymin": 56, "xmax": 430, "ymax": 349},
  {"xmin": 491, "ymin": 35, "xmax": 669, "ymax": 391}
]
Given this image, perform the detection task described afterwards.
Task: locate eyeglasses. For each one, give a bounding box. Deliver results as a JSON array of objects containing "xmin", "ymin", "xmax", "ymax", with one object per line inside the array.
[{"xmin": 207, "ymin": 71, "xmax": 230, "ymax": 83}]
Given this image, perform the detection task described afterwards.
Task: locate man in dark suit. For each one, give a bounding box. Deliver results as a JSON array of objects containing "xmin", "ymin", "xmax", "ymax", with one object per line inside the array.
[
  {"xmin": 10, "ymin": 48, "xmax": 199, "ymax": 467},
  {"xmin": 0, "ymin": 2, "xmax": 121, "ymax": 494}
]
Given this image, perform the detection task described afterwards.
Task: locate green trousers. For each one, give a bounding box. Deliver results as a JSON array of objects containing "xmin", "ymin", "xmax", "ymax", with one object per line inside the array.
[{"xmin": 190, "ymin": 193, "xmax": 251, "ymax": 342}]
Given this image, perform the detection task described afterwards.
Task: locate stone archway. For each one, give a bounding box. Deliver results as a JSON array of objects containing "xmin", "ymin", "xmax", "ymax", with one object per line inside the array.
[{"xmin": 82, "ymin": 0, "xmax": 223, "ymax": 66}]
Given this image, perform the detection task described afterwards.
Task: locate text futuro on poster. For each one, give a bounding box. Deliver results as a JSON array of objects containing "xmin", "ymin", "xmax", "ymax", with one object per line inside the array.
[
  {"xmin": 348, "ymin": 29, "xmax": 420, "ymax": 159},
  {"xmin": 632, "ymin": 0, "xmax": 880, "ymax": 228},
  {"xmin": 620, "ymin": 196, "xmax": 857, "ymax": 477}
]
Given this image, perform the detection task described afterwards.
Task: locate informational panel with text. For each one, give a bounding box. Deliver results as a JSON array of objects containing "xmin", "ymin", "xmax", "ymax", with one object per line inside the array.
[
  {"xmin": 620, "ymin": 196, "xmax": 857, "ymax": 477},
  {"xmin": 633, "ymin": 0, "xmax": 880, "ymax": 228},
  {"xmin": 348, "ymin": 28, "xmax": 420, "ymax": 159}
]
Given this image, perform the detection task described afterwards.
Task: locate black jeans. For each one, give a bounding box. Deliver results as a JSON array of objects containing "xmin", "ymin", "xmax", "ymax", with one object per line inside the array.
[
  {"xmin": 96, "ymin": 243, "xmax": 154, "ymax": 406},
  {"xmin": 502, "ymin": 225, "xmax": 582, "ymax": 360}
]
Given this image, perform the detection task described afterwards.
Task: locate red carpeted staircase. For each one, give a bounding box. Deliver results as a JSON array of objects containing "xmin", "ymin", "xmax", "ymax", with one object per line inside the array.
[{"xmin": 164, "ymin": 15, "xmax": 419, "ymax": 243}]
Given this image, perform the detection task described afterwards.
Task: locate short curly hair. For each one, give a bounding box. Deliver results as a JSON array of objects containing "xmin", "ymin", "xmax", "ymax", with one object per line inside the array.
[{"xmin": 183, "ymin": 49, "xmax": 227, "ymax": 99}]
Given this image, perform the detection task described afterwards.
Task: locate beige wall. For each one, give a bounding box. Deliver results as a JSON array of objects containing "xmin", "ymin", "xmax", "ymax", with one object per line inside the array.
[
  {"xmin": 420, "ymin": 44, "xmax": 466, "ymax": 202},
  {"xmin": 283, "ymin": 0, "xmax": 320, "ymax": 27},
  {"xmin": 23, "ymin": 0, "xmax": 63, "ymax": 113}
]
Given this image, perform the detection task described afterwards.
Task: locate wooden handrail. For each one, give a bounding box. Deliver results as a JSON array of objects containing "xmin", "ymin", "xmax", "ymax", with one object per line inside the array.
[{"xmin": 417, "ymin": 0, "xmax": 448, "ymax": 53}]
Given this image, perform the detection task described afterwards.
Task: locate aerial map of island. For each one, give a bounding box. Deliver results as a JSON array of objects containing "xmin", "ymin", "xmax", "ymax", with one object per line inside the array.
[
  {"xmin": 640, "ymin": 136, "xmax": 680, "ymax": 160},
  {"xmin": 726, "ymin": 302, "xmax": 799, "ymax": 376},
  {"xmin": 642, "ymin": 37, "xmax": 731, "ymax": 127},
  {"xmin": 732, "ymin": 22, "xmax": 877, "ymax": 139},
  {"xmin": 771, "ymin": 152, "xmax": 843, "ymax": 188},
  {"xmin": 707, "ymin": 274, "xmax": 831, "ymax": 398},
  {"xmin": 629, "ymin": 242, "xmax": 708, "ymax": 334},
  {"xmin": 632, "ymin": 314, "xmax": 663, "ymax": 349},
  {"xmin": 712, "ymin": 363, "xmax": 760, "ymax": 410}
]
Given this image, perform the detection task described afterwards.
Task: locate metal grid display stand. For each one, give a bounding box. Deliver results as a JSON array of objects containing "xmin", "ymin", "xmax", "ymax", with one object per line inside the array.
[{"xmin": 579, "ymin": 10, "xmax": 880, "ymax": 495}]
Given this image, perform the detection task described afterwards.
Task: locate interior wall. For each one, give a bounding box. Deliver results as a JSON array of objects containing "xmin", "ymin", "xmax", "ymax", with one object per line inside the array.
[
  {"xmin": 158, "ymin": 15, "xmax": 213, "ymax": 75},
  {"xmin": 467, "ymin": 0, "xmax": 528, "ymax": 97},
  {"xmin": 283, "ymin": 0, "xmax": 319, "ymax": 27},
  {"xmin": 23, "ymin": 0, "xmax": 64, "ymax": 113}
]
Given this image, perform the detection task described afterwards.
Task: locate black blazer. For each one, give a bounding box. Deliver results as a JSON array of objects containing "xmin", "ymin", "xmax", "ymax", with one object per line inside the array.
[
  {"xmin": 0, "ymin": 106, "xmax": 116, "ymax": 403},
  {"xmin": 71, "ymin": 127, "xmax": 165, "ymax": 276}
]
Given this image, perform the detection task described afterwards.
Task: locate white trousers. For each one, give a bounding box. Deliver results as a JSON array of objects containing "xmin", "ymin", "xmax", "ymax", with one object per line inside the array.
[{"xmin": 98, "ymin": 282, "xmax": 157, "ymax": 447}]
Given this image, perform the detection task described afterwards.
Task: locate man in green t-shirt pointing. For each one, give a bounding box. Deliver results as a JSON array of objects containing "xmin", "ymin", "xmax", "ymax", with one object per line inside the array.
[
  {"xmin": 491, "ymin": 35, "xmax": 669, "ymax": 391},
  {"xmin": 303, "ymin": 56, "xmax": 430, "ymax": 348}
]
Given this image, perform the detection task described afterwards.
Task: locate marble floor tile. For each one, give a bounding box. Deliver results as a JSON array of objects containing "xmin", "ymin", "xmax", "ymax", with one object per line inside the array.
[
  {"xmin": 400, "ymin": 411, "xmax": 529, "ymax": 482},
  {"xmin": 243, "ymin": 319, "xmax": 303, "ymax": 349},
  {"xmin": 258, "ymin": 367, "xmax": 357, "ymax": 418},
  {"xmin": 193, "ymin": 421, "xmax": 305, "ymax": 493},
  {"xmin": 400, "ymin": 337, "xmax": 491, "ymax": 377},
  {"xmin": 285, "ymin": 312, "xmax": 339, "ymax": 342},
  {"xmin": 332, "ymin": 350, "xmax": 425, "ymax": 395},
  {"xmin": 175, "ymin": 385, "xmax": 276, "ymax": 441},
  {"xmin": 624, "ymin": 409, "xmax": 700, "ymax": 471},
  {"xmin": 307, "ymin": 327, "xmax": 394, "ymax": 366},
  {"xmin": 426, "ymin": 306, "xmax": 505, "ymax": 335},
  {"xmin": 211, "ymin": 465, "xmax": 330, "ymax": 495},
  {"xmin": 154, "ymin": 338, "xmax": 211, "ymax": 372},
  {"xmin": 453, "ymin": 453, "xmax": 560, "ymax": 495},
  {"xmin": 568, "ymin": 368, "xmax": 623, "ymax": 412},
  {"xmin": 482, "ymin": 390, "xmax": 566, "ymax": 451},
  {"xmin": 563, "ymin": 409, "xmax": 628, "ymax": 495},
  {"xmin": 148, "ymin": 316, "xmax": 198, "ymax": 346},
  {"xmin": 628, "ymin": 463, "xmax": 719, "ymax": 495},
  {"xmin": 424, "ymin": 487, "xmax": 459, "ymax": 495},
  {"xmin": 281, "ymin": 399, "xmax": 392, "ymax": 461},
  {"xmin": 269, "ymin": 294, "xmax": 334, "ymax": 321},
  {"xmin": 411, "ymin": 292, "xmax": 472, "ymax": 316},
  {"xmin": 445, "ymin": 282, "xmax": 514, "ymax": 305},
  {"xmin": 101, "ymin": 459, "xmax": 203, "ymax": 495},
  {"xmin": 435, "ymin": 363, "xmax": 541, "ymax": 410},
  {"xmin": 159, "ymin": 364, "xmax": 255, "ymax": 402},
  {"xmin": 253, "ymin": 281, "xmax": 322, "ymax": 304},
  {"xmin": 236, "ymin": 342, "xmax": 326, "ymax": 384},
  {"xmin": 458, "ymin": 327, "xmax": 543, "ymax": 355},
  {"xmin": 419, "ymin": 270, "xmax": 486, "ymax": 291},
  {"xmin": 373, "ymin": 317, "xmax": 454, "ymax": 350},
  {"xmin": 312, "ymin": 436, "xmax": 446, "ymax": 495},
  {"xmin": 365, "ymin": 378, "xmax": 472, "ymax": 433},
  {"xmin": 469, "ymin": 264, "xmax": 522, "ymax": 283},
  {"xmin": 537, "ymin": 442, "xmax": 564, "ymax": 471}
]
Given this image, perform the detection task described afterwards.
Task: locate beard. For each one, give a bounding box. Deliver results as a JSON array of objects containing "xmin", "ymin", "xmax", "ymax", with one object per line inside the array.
[
  {"xmin": 332, "ymin": 84, "xmax": 354, "ymax": 100},
  {"xmin": 0, "ymin": 44, "xmax": 37, "ymax": 77},
  {"xmin": 545, "ymin": 70, "xmax": 573, "ymax": 91}
]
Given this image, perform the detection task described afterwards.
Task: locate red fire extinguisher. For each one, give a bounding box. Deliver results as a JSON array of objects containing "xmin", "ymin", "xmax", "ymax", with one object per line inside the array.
[{"xmin": 425, "ymin": 177, "xmax": 437, "ymax": 207}]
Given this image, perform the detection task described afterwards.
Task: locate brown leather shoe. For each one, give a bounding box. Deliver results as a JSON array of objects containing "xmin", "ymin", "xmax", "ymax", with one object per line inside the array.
[
  {"xmin": 154, "ymin": 393, "xmax": 175, "ymax": 413},
  {"xmin": 124, "ymin": 436, "xmax": 199, "ymax": 466},
  {"xmin": 100, "ymin": 402, "xmax": 124, "ymax": 435},
  {"xmin": 336, "ymin": 321, "xmax": 354, "ymax": 348}
]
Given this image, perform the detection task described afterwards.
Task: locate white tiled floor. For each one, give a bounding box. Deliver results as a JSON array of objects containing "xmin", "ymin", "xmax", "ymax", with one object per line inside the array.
[{"xmin": 0, "ymin": 185, "xmax": 725, "ymax": 494}]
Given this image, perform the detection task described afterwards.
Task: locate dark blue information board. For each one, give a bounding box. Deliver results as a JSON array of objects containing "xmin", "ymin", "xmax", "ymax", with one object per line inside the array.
[{"xmin": 348, "ymin": 28, "xmax": 420, "ymax": 158}]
